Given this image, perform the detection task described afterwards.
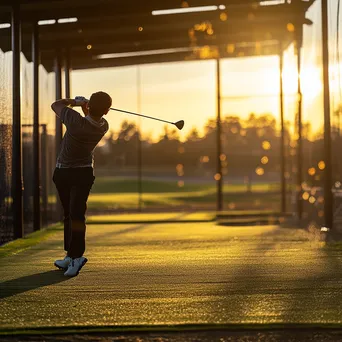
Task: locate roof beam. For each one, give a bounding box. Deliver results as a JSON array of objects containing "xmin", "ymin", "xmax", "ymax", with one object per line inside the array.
[
  {"xmin": 0, "ymin": 0, "xmax": 313, "ymax": 22},
  {"xmin": 67, "ymin": 42, "xmax": 283, "ymax": 71},
  {"xmin": 0, "ymin": 0, "xmax": 315, "ymax": 71}
]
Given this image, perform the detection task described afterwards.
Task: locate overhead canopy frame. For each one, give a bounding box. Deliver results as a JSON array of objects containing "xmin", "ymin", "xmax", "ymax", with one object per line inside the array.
[{"xmin": 0, "ymin": 0, "xmax": 315, "ymax": 70}]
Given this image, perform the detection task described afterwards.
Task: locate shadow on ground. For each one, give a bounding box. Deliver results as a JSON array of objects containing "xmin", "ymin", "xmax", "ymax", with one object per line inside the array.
[
  {"xmin": 0, "ymin": 270, "xmax": 70, "ymax": 300},
  {"xmin": 210, "ymin": 227, "xmax": 342, "ymax": 323}
]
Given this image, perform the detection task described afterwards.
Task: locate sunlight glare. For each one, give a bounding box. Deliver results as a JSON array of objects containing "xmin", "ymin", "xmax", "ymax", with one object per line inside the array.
[{"xmin": 281, "ymin": 64, "xmax": 322, "ymax": 101}]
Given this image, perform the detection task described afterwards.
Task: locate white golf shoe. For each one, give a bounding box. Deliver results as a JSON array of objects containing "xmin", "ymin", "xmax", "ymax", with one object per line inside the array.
[
  {"xmin": 54, "ymin": 256, "xmax": 72, "ymax": 270},
  {"xmin": 64, "ymin": 256, "xmax": 88, "ymax": 277}
]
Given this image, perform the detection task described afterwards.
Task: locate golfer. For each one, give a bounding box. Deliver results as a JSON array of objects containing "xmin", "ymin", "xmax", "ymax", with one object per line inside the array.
[{"xmin": 51, "ymin": 91, "xmax": 112, "ymax": 277}]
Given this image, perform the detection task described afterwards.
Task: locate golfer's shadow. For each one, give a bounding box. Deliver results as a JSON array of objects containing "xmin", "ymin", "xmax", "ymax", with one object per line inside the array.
[{"xmin": 0, "ymin": 270, "xmax": 70, "ymax": 300}]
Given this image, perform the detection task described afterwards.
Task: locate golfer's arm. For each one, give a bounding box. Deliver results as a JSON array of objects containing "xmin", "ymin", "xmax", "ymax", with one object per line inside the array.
[{"xmin": 51, "ymin": 99, "xmax": 76, "ymax": 117}]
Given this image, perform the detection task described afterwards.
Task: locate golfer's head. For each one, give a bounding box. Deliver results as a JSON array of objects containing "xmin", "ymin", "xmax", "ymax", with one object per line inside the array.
[{"xmin": 88, "ymin": 91, "xmax": 112, "ymax": 117}]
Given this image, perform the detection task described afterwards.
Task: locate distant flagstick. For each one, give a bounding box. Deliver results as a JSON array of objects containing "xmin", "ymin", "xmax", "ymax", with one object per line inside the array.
[{"xmin": 109, "ymin": 107, "xmax": 184, "ymax": 130}]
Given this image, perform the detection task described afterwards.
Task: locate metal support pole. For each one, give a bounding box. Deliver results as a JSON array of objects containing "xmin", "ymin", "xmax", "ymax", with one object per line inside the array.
[
  {"xmin": 322, "ymin": 0, "xmax": 333, "ymax": 229},
  {"xmin": 216, "ymin": 58, "xmax": 223, "ymax": 211},
  {"xmin": 279, "ymin": 42, "xmax": 286, "ymax": 214},
  {"xmin": 137, "ymin": 66, "xmax": 143, "ymax": 211},
  {"xmin": 32, "ymin": 22, "xmax": 40, "ymax": 231},
  {"xmin": 12, "ymin": 1, "xmax": 23, "ymax": 239},
  {"xmin": 41, "ymin": 124, "xmax": 48, "ymax": 226},
  {"xmin": 55, "ymin": 50, "xmax": 62, "ymax": 149},
  {"xmin": 336, "ymin": 109, "xmax": 340, "ymax": 138},
  {"xmin": 65, "ymin": 48, "xmax": 71, "ymax": 98},
  {"xmin": 296, "ymin": 36, "xmax": 303, "ymax": 220},
  {"xmin": 55, "ymin": 49, "xmax": 63, "ymax": 221}
]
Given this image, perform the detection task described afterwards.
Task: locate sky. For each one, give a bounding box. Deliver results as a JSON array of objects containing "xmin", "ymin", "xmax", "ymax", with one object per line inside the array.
[{"xmin": 71, "ymin": 0, "xmax": 341, "ymax": 142}]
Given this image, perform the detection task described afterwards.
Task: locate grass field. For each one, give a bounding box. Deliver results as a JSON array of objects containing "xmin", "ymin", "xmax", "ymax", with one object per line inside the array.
[
  {"xmin": 48, "ymin": 177, "xmax": 282, "ymax": 211},
  {"xmin": 91, "ymin": 177, "xmax": 279, "ymax": 194},
  {"xmin": 89, "ymin": 178, "xmax": 281, "ymax": 211}
]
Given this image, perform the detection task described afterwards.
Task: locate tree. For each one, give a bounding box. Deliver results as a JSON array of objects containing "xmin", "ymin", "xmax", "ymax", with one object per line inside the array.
[
  {"xmin": 159, "ymin": 125, "xmax": 180, "ymax": 141},
  {"xmin": 117, "ymin": 120, "xmax": 137, "ymax": 142},
  {"xmin": 187, "ymin": 127, "xmax": 200, "ymax": 141}
]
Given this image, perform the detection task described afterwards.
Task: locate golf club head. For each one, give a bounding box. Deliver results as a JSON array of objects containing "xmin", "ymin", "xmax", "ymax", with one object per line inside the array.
[{"xmin": 174, "ymin": 120, "xmax": 184, "ymax": 130}]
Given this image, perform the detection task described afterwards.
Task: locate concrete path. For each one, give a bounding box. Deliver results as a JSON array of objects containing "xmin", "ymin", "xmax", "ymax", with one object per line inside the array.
[{"xmin": 1, "ymin": 221, "xmax": 342, "ymax": 333}]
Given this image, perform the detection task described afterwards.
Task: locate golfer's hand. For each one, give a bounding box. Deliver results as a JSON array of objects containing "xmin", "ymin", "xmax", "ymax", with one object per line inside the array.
[
  {"xmin": 74, "ymin": 96, "xmax": 89, "ymax": 106},
  {"xmin": 81, "ymin": 102, "xmax": 89, "ymax": 116}
]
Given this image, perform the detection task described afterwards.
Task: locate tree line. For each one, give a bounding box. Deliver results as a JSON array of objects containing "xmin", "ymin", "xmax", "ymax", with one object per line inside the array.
[{"xmin": 94, "ymin": 111, "xmax": 342, "ymax": 184}]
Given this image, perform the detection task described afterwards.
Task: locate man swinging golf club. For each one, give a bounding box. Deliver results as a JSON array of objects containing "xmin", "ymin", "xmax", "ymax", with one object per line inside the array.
[{"xmin": 51, "ymin": 91, "xmax": 112, "ymax": 277}]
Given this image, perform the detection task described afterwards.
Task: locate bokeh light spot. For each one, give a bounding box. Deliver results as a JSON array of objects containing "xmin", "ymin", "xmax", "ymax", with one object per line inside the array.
[
  {"xmin": 220, "ymin": 12, "xmax": 228, "ymax": 21},
  {"xmin": 176, "ymin": 164, "xmax": 183, "ymax": 172},
  {"xmin": 308, "ymin": 167, "xmax": 316, "ymax": 176},
  {"xmin": 228, "ymin": 202, "xmax": 236, "ymax": 210},
  {"xmin": 178, "ymin": 146, "xmax": 185, "ymax": 154},
  {"xmin": 262, "ymin": 141, "xmax": 271, "ymax": 150},
  {"xmin": 287, "ymin": 23, "xmax": 295, "ymax": 32},
  {"xmin": 201, "ymin": 156, "xmax": 209, "ymax": 163},
  {"xmin": 309, "ymin": 196, "xmax": 316, "ymax": 204},
  {"xmin": 302, "ymin": 192, "xmax": 309, "ymax": 200},
  {"xmin": 255, "ymin": 167, "xmax": 264, "ymax": 176},
  {"xmin": 261, "ymin": 156, "xmax": 269, "ymax": 165},
  {"xmin": 220, "ymin": 154, "xmax": 226, "ymax": 161},
  {"xmin": 317, "ymin": 196, "xmax": 324, "ymax": 204},
  {"xmin": 318, "ymin": 161, "xmax": 325, "ymax": 170},
  {"xmin": 226, "ymin": 44, "xmax": 235, "ymax": 54},
  {"xmin": 214, "ymin": 173, "xmax": 221, "ymax": 181}
]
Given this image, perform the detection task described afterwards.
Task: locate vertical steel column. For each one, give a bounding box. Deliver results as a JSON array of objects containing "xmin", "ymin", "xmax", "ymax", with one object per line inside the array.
[
  {"xmin": 279, "ymin": 42, "xmax": 286, "ymax": 214},
  {"xmin": 12, "ymin": 1, "xmax": 23, "ymax": 239},
  {"xmin": 216, "ymin": 58, "xmax": 223, "ymax": 211},
  {"xmin": 32, "ymin": 22, "xmax": 40, "ymax": 231},
  {"xmin": 296, "ymin": 36, "xmax": 303, "ymax": 220},
  {"xmin": 65, "ymin": 48, "xmax": 71, "ymax": 98},
  {"xmin": 137, "ymin": 66, "xmax": 142, "ymax": 211},
  {"xmin": 337, "ymin": 112, "xmax": 340, "ymax": 138},
  {"xmin": 322, "ymin": 0, "xmax": 333, "ymax": 229},
  {"xmin": 55, "ymin": 50, "xmax": 63, "ymax": 221},
  {"xmin": 41, "ymin": 124, "xmax": 48, "ymax": 226},
  {"xmin": 55, "ymin": 50, "xmax": 62, "ymax": 151}
]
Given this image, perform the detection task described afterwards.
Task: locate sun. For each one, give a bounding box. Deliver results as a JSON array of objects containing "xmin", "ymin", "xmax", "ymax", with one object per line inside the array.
[{"xmin": 282, "ymin": 64, "xmax": 322, "ymax": 102}]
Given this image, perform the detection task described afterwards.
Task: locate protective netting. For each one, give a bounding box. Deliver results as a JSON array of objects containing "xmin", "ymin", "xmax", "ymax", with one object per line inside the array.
[
  {"xmin": 22, "ymin": 54, "xmax": 34, "ymax": 234},
  {"xmin": 0, "ymin": 51, "xmax": 55, "ymax": 244},
  {"xmin": 38, "ymin": 66, "xmax": 56, "ymax": 227},
  {"xmin": 298, "ymin": 0, "xmax": 342, "ymax": 228},
  {"xmin": 0, "ymin": 49, "xmax": 13, "ymax": 243}
]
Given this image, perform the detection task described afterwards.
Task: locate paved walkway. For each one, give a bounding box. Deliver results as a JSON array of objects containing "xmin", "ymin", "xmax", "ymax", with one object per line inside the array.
[{"xmin": 1, "ymin": 221, "xmax": 342, "ymax": 333}]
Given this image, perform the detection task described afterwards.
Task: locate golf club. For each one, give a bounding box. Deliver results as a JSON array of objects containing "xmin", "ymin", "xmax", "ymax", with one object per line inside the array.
[{"xmin": 110, "ymin": 107, "xmax": 184, "ymax": 130}]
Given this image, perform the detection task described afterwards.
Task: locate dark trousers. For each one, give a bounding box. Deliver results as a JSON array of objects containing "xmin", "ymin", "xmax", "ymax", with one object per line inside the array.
[{"xmin": 53, "ymin": 167, "xmax": 95, "ymax": 258}]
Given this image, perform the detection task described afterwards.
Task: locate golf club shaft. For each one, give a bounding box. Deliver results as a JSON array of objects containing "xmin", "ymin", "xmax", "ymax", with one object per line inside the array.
[{"xmin": 110, "ymin": 107, "xmax": 174, "ymax": 125}]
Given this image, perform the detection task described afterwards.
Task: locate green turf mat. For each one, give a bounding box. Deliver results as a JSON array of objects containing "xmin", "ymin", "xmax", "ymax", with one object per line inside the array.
[
  {"xmin": 86, "ymin": 212, "xmax": 216, "ymax": 223},
  {"xmin": 0, "ymin": 223, "xmax": 62, "ymax": 259}
]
